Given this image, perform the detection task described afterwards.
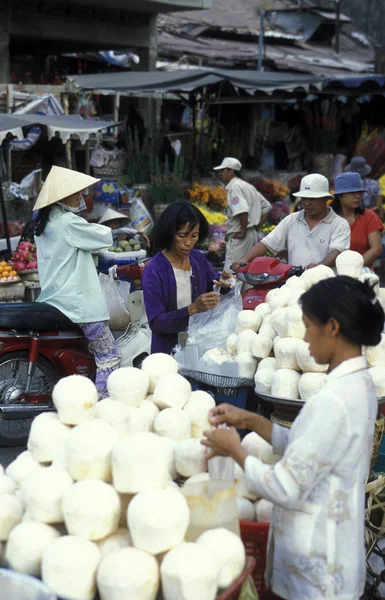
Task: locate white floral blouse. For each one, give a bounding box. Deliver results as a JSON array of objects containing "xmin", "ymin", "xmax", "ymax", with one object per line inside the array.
[{"xmin": 245, "ymin": 356, "xmax": 377, "ymax": 600}]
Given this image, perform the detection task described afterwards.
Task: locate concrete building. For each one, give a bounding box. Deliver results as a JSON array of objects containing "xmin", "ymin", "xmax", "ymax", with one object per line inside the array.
[{"xmin": 0, "ymin": 0, "xmax": 211, "ymax": 82}]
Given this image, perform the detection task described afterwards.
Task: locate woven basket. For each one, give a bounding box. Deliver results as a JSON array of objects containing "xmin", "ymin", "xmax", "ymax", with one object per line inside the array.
[{"xmin": 371, "ymin": 415, "xmax": 385, "ymax": 471}]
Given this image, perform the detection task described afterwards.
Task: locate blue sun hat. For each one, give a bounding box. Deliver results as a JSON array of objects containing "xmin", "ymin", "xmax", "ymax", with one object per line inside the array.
[{"xmin": 334, "ymin": 172, "xmax": 365, "ymax": 195}]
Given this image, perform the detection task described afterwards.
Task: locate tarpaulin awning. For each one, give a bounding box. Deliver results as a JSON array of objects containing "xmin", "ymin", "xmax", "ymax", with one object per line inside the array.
[
  {"xmin": 66, "ymin": 68, "xmax": 325, "ymax": 96},
  {"xmin": 0, "ymin": 114, "xmax": 119, "ymax": 145}
]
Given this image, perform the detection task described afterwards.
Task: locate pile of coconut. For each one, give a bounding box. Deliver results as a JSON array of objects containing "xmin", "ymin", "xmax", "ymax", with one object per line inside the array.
[
  {"xmin": 224, "ymin": 250, "xmax": 385, "ymax": 401},
  {"xmin": 0, "ymin": 355, "xmax": 276, "ymax": 600}
]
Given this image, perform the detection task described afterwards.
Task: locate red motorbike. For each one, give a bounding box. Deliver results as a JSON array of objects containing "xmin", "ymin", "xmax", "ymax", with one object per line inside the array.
[
  {"xmin": 235, "ymin": 256, "xmax": 303, "ymax": 310},
  {"xmin": 0, "ymin": 262, "xmax": 149, "ymax": 447}
]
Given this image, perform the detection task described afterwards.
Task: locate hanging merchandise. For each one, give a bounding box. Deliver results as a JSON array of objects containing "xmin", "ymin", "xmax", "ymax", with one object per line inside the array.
[
  {"xmin": 129, "ymin": 195, "xmax": 153, "ymax": 233},
  {"xmin": 8, "ymin": 127, "xmax": 42, "ymax": 152}
]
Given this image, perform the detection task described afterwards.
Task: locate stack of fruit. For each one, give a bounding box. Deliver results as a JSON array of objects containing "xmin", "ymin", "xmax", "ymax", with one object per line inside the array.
[
  {"xmin": 0, "ymin": 261, "xmax": 19, "ymax": 283},
  {"xmin": 12, "ymin": 241, "xmax": 38, "ymax": 272},
  {"xmin": 107, "ymin": 239, "xmax": 143, "ymax": 254}
]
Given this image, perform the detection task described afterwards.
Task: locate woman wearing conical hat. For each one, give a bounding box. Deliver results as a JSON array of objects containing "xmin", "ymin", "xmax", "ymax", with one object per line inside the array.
[
  {"xmin": 99, "ymin": 208, "xmax": 150, "ymax": 248},
  {"xmin": 34, "ymin": 166, "xmax": 121, "ymax": 397}
]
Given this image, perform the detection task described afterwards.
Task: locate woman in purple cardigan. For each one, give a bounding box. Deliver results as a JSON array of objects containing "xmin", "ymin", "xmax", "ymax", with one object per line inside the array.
[{"xmin": 143, "ymin": 202, "xmax": 231, "ymax": 354}]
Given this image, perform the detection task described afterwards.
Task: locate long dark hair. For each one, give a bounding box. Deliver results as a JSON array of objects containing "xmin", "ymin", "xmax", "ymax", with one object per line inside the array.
[
  {"xmin": 332, "ymin": 195, "xmax": 364, "ymax": 217},
  {"xmin": 35, "ymin": 206, "xmax": 52, "ymax": 237},
  {"xmin": 151, "ymin": 202, "xmax": 209, "ymax": 251},
  {"xmin": 301, "ymin": 276, "xmax": 384, "ymax": 347}
]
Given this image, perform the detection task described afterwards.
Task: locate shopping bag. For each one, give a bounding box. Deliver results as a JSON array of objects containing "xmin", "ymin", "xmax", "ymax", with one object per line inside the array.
[{"xmin": 99, "ymin": 272, "xmax": 131, "ymax": 330}]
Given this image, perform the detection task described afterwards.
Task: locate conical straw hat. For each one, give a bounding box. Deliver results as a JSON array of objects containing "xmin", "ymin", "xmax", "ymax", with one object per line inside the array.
[
  {"xmin": 33, "ymin": 166, "xmax": 100, "ymax": 211},
  {"xmin": 99, "ymin": 208, "xmax": 130, "ymax": 226}
]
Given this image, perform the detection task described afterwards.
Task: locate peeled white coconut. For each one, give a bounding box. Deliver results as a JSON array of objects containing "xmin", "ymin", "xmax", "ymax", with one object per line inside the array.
[
  {"xmin": 53, "ymin": 375, "xmax": 98, "ymax": 425},
  {"xmin": 94, "ymin": 399, "xmax": 137, "ymax": 436},
  {"xmin": 201, "ymin": 348, "xmax": 233, "ymax": 367},
  {"xmin": 0, "ymin": 465, "xmax": 3, "ymax": 477},
  {"xmin": 154, "ymin": 408, "xmax": 192, "ymax": 442},
  {"xmin": 153, "ymin": 374, "xmax": 191, "ymax": 410},
  {"xmin": 369, "ymin": 367, "xmax": 385, "ymax": 397},
  {"xmin": 112, "ymin": 432, "xmax": 169, "ymax": 493},
  {"xmin": 0, "ymin": 493, "xmax": 23, "ymax": 541},
  {"xmin": 42, "ymin": 535, "xmax": 101, "ymax": 600},
  {"xmin": 296, "ymin": 340, "xmax": 328, "ymax": 373},
  {"xmin": 184, "ymin": 473, "xmax": 210, "ymax": 486},
  {"xmin": 254, "ymin": 369, "xmax": 274, "ymax": 395},
  {"xmin": 118, "ymin": 494, "xmax": 134, "ymax": 527},
  {"xmin": 366, "ymin": 334, "xmax": 385, "ymax": 368},
  {"xmin": 197, "ymin": 528, "xmax": 246, "ymax": 589},
  {"xmin": 251, "ymin": 334, "xmax": 273, "ymax": 360},
  {"xmin": 236, "ymin": 497, "xmax": 255, "ymax": 521},
  {"xmin": 236, "ymin": 352, "xmax": 257, "ymax": 379},
  {"xmin": 270, "ymin": 308, "xmax": 286, "ymax": 338},
  {"xmin": 236, "ymin": 476, "xmax": 259, "ymax": 501},
  {"xmin": 139, "ymin": 400, "xmax": 160, "ymax": 431},
  {"xmin": 63, "ymin": 480, "xmax": 120, "ymax": 541},
  {"xmin": 237, "ymin": 329, "xmax": 259, "ymax": 355},
  {"xmin": 300, "ymin": 265, "xmax": 335, "ymax": 290},
  {"xmin": 160, "ymin": 542, "xmax": 219, "ymax": 600},
  {"xmin": 254, "ymin": 303, "xmax": 271, "ymax": 320},
  {"xmin": 268, "ymin": 287, "xmax": 292, "ymax": 311},
  {"xmin": 286, "ymin": 276, "xmax": 305, "ymax": 290},
  {"xmin": 255, "ymin": 499, "xmax": 274, "ymax": 523},
  {"xmin": 241, "ymin": 432, "xmax": 278, "ymax": 464},
  {"xmin": 51, "ymin": 448, "xmax": 67, "ymax": 472},
  {"xmin": 183, "ymin": 391, "xmax": 215, "ymax": 439},
  {"xmin": 336, "ymin": 250, "xmax": 364, "ymax": 279},
  {"xmin": 158, "ymin": 437, "xmax": 178, "ymax": 480},
  {"xmin": 28, "ymin": 412, "xmax": 71, "ymax": 463},
  {"xmin": 265, "ymin": 288, "xmax": 280, "ymax": 308},
  {"xmin": 273, "ymin": 336, "xmax": 282, "ymax": 355},
  {"xmin": 360, "ymin": 271, "xmax": 380, "ymax": 294},
  {"xmin": 281, "ymin": 305, "xmax": 306, "ymax": 340},
  {"xmin": 235, "ymin": 310, "xmax": 261, "ymax": 334},
  {"xmin": 0, "ymin": 475, "xmax": 16, "ymax": 497},
  {"xmin": 6, "ymin": 521, "xmax": 60, "ymax": 576},
  {"xmin": 142, "ymin": 353, "xmax": 179, "ymax": 393},
  {"xmin": 275, "ymin": 338, "xmax": 301, "ymax": 371},
  {"xmin": 257, "ymin": 357, "xmax": 276, "ymax": 372},
  {"xmin": 286, "ymin": 289, "xmax": 304, "ymax": 308},
  {"xmin": 226, "ymin": 333, "xmax": 238, "ymax": 356},
  {"xmin": 6, "ymin": 450, "xmax": 41, "ymax": 486},
  {"xmin": 65, "ymin": 419, "xmax": 119, "ymax": 482},
  {"xmin": 23, "ymin": 466, "xmax": 73, "ymax": 524},
  {"xmin": 128, "ymin": 488, "xmax": 190, "ymax": 555},
  {"xmin": 97, "ymin": 528, "xmax": 132, "ymax": 558},
  {"xmin": 299, "ymin": 373, "xmax": 328, "ymax": 401},
  {"xmin": 107, "ymin": 367, "xmax": 149, "ymax": 407},
  {"xmin": 259, "ymin": 315, "xmax": 276, "ymax": 340},
  {"xmin": 97, "ymin": 547, "xmax": 159, "ymax": 600},
  {"xmin": 271, "ymin": 369, "xmax": 301, "ymax": 400},
  {"xmin": 175, "ymin": 439, "xmax": 206, "ymax": 478}
]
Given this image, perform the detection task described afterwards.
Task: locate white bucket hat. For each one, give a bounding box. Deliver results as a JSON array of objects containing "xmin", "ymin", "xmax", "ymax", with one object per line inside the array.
[
  {"xmin": 213, "ymin": 157, "xmax": 242, "ymax": 171},
  {"xmin": 33, "ymin": 166, "xmax": 100, "ymax": 211},
  {"xmin": 99, "ymin": 208, "xmax": 130, "ymax": 226},
  {"xmin": 292, "ymin": 173, "xmax": 334, "ymax": 199}
]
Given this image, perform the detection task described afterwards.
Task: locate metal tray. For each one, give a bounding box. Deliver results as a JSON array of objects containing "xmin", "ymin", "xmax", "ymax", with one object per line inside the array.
[
  {"xmin": 17, "ymin": 269, "xmax": 38, "ymax": 274},
  {"xmin": 256, "ymin": 390, "xmax": 385, "ymax": 407},
  {"xmin": 0, "ymin": 278, "xmax": 21, "ymax": 285}
]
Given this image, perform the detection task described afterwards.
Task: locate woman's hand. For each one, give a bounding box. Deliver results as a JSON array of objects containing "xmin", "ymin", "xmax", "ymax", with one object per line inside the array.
[
  {"xmin": 213, "ymin": 269, "xmax": 235, "ymax": 289},
  {"xmin": 209, "ymin": 403, "xmax": 251, "ymax": 430},
  {"xmin": 189, "ymin": 292, "xmax": 220, "ymax": 315},
  {"xmin": 202, "ymin": 427, "xmax": 245, "ymax": 464}
]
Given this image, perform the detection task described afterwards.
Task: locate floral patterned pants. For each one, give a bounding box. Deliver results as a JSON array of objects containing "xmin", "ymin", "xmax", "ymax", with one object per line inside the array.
[{"xmin": 80, "ymin": 321, "xmax": 121, "ymax": 397}]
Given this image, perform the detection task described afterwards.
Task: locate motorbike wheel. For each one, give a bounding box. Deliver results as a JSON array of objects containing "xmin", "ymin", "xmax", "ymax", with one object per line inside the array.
[{"xmin": 0, "ymin": 351, "xmax": 58, "ymax": 447}]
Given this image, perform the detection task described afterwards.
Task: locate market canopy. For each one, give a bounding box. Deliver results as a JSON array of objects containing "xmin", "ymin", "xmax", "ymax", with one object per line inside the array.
[
  {"xmin": 66, "ymin": 69, "xmax": 325, "ymax": 96},
  {"xmin": 0, "ymin": 114, "xmax": 119, "ymax": 145}
]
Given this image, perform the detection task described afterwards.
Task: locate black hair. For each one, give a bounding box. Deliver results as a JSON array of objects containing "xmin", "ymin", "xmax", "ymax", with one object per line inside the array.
[
  {"xmin": 151, "ymin": 202, "xmax": 209, "ymax": 251},
  {"xmin": 34, "ymin": 206, "xmax": 52, "ymax": 237},
  {"xmin": 301, "ymin": 275, "xmax": 384, "ymax": 347},
  {"xmin": 332, "ymin": 195, "xmax": 364, "ymax": 217}
]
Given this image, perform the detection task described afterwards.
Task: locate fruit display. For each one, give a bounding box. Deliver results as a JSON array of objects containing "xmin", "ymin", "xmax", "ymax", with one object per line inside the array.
[
  {"xmin": 107, "ymin": 239, "xmax": 144, "ymax": 254},
  {"xmin": 12, "ymin": 241, "xmax": 38, "ymax": 272},
  {"xmin": 0, "ymin": 262, "xmax": 19, "ymax": 283}
]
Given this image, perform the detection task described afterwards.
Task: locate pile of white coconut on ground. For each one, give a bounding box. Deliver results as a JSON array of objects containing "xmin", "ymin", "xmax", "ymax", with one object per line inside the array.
[
  {"xmin": 0, "ymin": 354, "xmax": 276, "ymax": 600},
  {"xmin": 225, "ymin": 251, "xmax": 385, "ymax": 401}
]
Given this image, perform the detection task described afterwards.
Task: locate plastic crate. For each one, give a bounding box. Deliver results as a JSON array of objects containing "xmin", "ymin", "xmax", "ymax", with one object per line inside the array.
[
  {"xmin": 190, "ymin": 379, "xmax": 251, "ymax": 409},
  {"xmin": 240, "ymin": 522, "xmax": 280, "ymax": 600},
  {"xmin": 216, "ymin": 557, "xmax": 256, "ymax": 600}
]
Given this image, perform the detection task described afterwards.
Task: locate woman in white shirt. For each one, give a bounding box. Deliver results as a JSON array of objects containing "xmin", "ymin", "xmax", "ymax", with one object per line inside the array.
[{"xmin": 203, "ymin": 276, "xmax": 384, "ymax": 600}]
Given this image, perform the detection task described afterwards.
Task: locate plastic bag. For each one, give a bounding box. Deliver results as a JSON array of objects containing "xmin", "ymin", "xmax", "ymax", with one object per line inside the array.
[
  {"xmin": 99, "ymin": 272, "xmax": 131, "ymax": 330},
  {"xmin": 182, "ymin": 480, "xmax": 240, "ymax": 542},
  {"xmin": 129, "ymin": 196, "xmax": 153, "ymax": 233},
  {"xmin": 208, "ymin": 426, "xmax": 235, "ymax": 482}
]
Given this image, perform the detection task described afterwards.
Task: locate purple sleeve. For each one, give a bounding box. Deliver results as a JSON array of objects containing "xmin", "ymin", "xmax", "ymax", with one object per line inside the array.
[{"xmin": 143, "ymin": 266, "xmax": 190, "ymax": 335}]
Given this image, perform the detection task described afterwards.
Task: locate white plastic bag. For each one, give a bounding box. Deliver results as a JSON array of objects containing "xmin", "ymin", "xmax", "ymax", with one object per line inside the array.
[
  {"xmin": 99, "ymin": 272, "xmax": 131, "ymax": 330},
  {"xmin": 129, "ymin": 196, "xmax": 153, "ymax": 233},
  {"xmin": 208, "ymin": 427, "xmax": 235, "ymax": 482}
]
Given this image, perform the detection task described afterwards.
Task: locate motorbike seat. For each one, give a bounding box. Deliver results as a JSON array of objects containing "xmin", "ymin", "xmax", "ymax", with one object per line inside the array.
[{"xmin": 0, "ymin": 303, "xmax": 81, "ymax": 332}]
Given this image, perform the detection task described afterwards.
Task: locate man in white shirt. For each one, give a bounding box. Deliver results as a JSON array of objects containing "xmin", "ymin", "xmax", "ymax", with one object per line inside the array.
[
  {"xmin": 213, "ymin": 157, "xmax": 272, "ymax": 269},
  {"xmin": 232, "ymin": 173, "xmax": 350, "ymax": 270}
]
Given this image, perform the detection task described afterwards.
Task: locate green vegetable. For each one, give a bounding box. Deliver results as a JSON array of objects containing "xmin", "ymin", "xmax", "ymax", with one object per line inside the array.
[
  {"xmin": 134, "ymin": 244, "xmax": 141, "ymax": 251},
  {"xmin": 128, "ymin": 239, "xmax": 136, "ymax": 247},
  {"xmin": 107, "ymin": 247, "xmax": 116, "ymax": 252},
  {"xmin": 115, "ymin": 247, "xmax": 123, "ymax": 253}
]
